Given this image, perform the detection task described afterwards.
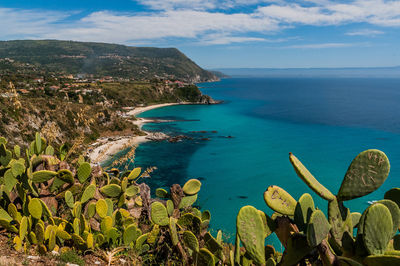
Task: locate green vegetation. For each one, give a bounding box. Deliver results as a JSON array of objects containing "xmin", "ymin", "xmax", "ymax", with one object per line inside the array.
[
  {"xmin": 1, "ymin": 132, "xmax": 399, "ymax": 265},
  {"xmin": 0, "ymin": 40, "xmax": 217, "ymax": 82},
  {"xmin": 0, "ymin": 76, "xmax": 214, "ymax": 152}
]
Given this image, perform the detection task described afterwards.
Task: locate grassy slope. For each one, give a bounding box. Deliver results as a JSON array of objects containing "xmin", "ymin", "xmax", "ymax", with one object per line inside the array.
[{"xmin": 0, "ymin": 40, "xmax": 217, "ymax": 82}]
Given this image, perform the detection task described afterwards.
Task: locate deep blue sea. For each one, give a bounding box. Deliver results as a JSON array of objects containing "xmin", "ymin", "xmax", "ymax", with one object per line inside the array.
[{"xmin": 122, "ymin": 78, "xmax": 400, "ymax": 247}]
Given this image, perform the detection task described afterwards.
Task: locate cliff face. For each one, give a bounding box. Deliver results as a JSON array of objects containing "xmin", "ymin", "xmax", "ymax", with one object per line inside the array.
[{"xmin": 0, "ymin": 40, "xmax": 219, "ymax": 83}]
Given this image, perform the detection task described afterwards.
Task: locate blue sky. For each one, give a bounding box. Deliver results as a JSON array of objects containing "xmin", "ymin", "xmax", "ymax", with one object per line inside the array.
[{"xmin": 0, "ymin": 0, "xmax": 399, "ymax": 69}]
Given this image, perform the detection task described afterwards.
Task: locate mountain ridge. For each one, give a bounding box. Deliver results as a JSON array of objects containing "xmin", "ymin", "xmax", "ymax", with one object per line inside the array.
[{"xmin": 0, "ymin": 40, "xmax": 218, "ymax": 83}]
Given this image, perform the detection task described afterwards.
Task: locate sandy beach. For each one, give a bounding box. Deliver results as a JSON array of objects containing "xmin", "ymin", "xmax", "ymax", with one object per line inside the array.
[{"xmin": 87, "ymin": 102, "xmax": 191, "ymax": 164}]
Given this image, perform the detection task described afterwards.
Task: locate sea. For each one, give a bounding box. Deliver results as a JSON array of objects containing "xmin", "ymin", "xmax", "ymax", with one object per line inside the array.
[{"xmin": 114, "ymin": 77, "xmax": 400, "ymax": 247}]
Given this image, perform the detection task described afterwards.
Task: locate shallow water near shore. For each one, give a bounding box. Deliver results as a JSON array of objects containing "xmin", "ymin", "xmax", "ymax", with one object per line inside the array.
[{"xmin": 128, "ymin": 77, "xmax": 400, "ymax": 246}]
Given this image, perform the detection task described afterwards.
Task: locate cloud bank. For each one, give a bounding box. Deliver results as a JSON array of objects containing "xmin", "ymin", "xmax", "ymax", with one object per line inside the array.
[{"xmin": 0, "ymin": 0, "xmax": 399, "ymax": 45}]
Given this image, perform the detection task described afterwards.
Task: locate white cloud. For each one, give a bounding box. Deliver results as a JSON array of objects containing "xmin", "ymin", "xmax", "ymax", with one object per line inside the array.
[
  {"xmin": 134, "ymin": 0, "xmax": 276, "ymax": 11},
  {"xmin": 13, "ymin": 9, "xmax": 279, "ymax": 44},
  {"xmin": 0, "ymin": 1, "xmax": 400, "ymax": 46},
  {"xmin": 201, "ymin": 35, "xmax": 267, "ymax": 45},
  {"xmin": 257, "ymin": 0, "xmax": 400, "ymax": 26},
  {"xmin": 0, "ymin": 8, "xmax": 71, "ymax": 39},
  {"xmin": 284, "ymin": 42, "xmax": 362, "ymax": 48},
  {"xmin": 346, "ymin": 29, "xmax": 384, "ymax": 36}
]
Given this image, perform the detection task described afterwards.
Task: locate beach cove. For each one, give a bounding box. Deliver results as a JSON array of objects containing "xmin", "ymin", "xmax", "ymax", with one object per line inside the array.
[{"xmin": 87, "ymin": 102, "xmax": 217, "ymax": 164}]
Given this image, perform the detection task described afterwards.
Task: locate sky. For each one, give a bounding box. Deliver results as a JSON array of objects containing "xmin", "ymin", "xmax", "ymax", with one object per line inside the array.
[{"xmin": 0, "ymin": 0, "xmax": 399, "ymax": 69}]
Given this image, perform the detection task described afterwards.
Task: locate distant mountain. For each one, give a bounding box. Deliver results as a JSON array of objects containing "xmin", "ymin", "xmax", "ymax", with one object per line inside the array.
[
  {"xmin": 216, "ymin": 66, "xmax": 400, "ymax": 78},
  {"xmin": 0, "ymin": 40, "xmax": 218, "ymax": 83},
  {"xmin": 208, "ymin": 70, "xmax": 230, "ymax": 78}
]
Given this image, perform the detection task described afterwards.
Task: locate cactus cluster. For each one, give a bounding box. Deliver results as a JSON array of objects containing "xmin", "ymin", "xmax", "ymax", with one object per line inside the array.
[
  {"xmin": 0, "ymin": 133, "xmax": 223, "ymax": 264},
  {"xmin": 234, "ymin": 149, "xmax": 400, "ymax": 265}
]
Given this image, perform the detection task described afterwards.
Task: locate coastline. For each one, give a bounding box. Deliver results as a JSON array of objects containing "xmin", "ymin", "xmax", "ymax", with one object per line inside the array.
[{"xmin": 86, "ymin": 102, "xmax": 205, "ymax": 164}]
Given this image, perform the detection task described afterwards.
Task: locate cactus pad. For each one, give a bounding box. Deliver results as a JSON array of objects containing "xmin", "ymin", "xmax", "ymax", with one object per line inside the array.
[
  {"xmin": 363, "ymin": 254, "xmax": 400, "ymax": 265},
  {"xmin": 258, "ymin": 210, "xmax": 273, "ymax": 238},
  {"xmin": 123, "ymin": 224, "xmax": 141, "ymax": 245},
  {"xmin": 81, "ymin": 184, "xmax": 96, "ymax": 203},
  {"xmin": 28, "ymin": 198, "xmax": 43, "ymax": 219},
  {"xmin": 178, "ymin": 194, "xmax": 198, "ymax": 209},
  {"xmin": 100, "ymin": 184, "xmax": 122, "ymax": 198},
  {"xmin": 96, "ymin": 199, "xmax": 108, "ymax": 218},
  {"xmin": 236, "ymin": 205, "xmax": 265, "ymax": 264},
  {"xmin": 4, "ymin": 169, "xmax": 17, "ymax": 193},
  {"xmin": 125, "ymin": 185, "xmax": 140, "ymax": 197},
  {"xmin": 48, "ymin": 227, "xmax": 56, "ymax": 251},
  {"xmin": 376, "ymin": 199, "xmax": 400, "ymax": 236},
  {"xmin": 155, "ymin": 188, "xmax": 168, "ymax": 198},
  {"xmin": 264, "ymin": 185, "xmax": 297, "ymax": 216},
  {"xmin": 77, "ymin": 162, "xmax": 91, "ymax": 183},
  {"xmin": 294, "ymin": 193, "xmax": 315, "ymax": 232},
  {"xmin": 11, "ymin": 162, "xmax": 25, "ymax": 177},
  {"xmin": 338, "ymin": 149, "xmax": 390, "ymax": 201},
  {"xmin": 169, "ymin": 217, "xmax": 179, "ymax": 246},
  {"xmin": 32, "ymin": 170, "xmax": 58, "ymax": 183},
  {"xmin": 65, "ymin": 191, "xmax": 74, "ymax": 208},
  {"xmin": 351, "ymin": 212, "xmax": 362, "ymax": 228},
  {"xmin": 289, "ymin": 153, "xmax": 335, "ymax": 201},
  {"xmin": 166, "ymin": 200, "xmax": 174, "ymax": 216},
  {"xmin": 150, "ymin": 202, "xmax": 169, "ymax": 226},
  {"xmin": 57, "ymin": 169, "xmax": 74, "ymax": 184},
  {"xmin": 182, "ymin": 179, "xmax": 201, "ymax": 195},
  {"xmin": 183, "ymin": 231, "xmax": 199, "ymax": 252},
  {"xmin": 362, "ymin": 203, "xmax": 393, "ymax": 255},
  {"xmin": 86, "ymin": 233, "xmax": 94, "ymax": 249},
  {"xmin": 19, "ymin": 216, "xmax": 28, "ymax": 241},
  {"xmin": 307, "ymin": 209, "xmax": 331, "ymax": 247},
  {"xmin": 0, "ymin": 207, "xmax": 12, "ymax": 223},
  {"xmin": 128, "ymin": 167, "xmax": 141, "ymax": 180},
  {"xmin": 35, "ymin": 223, "xmax": 45, "ymax": 244},
  {"xmin": 197, "ymin": 248, "xmax": 215, "ymax": 266},
  {"xmin": 384, "ymin": 188, "xmax": 400, "ymax": 208}
]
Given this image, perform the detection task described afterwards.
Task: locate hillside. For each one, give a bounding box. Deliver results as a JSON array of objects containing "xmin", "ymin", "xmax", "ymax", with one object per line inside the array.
[{"xmin": 0, "ymin": 40, "xmax": 218, "ymax": 83}]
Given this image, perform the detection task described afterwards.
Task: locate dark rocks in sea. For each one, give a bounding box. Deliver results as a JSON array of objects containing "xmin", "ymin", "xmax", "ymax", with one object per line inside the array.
[
  {"xmin": 218, "ymin": 135, "xmax": 234, "ymax": 139},
  {"xmin": 237, "ymin": 196, "xmax": 248, "ymax": 199},
  {"xmin": 168, "ymin": 135, "xmax": 193, "ymax": 143}
]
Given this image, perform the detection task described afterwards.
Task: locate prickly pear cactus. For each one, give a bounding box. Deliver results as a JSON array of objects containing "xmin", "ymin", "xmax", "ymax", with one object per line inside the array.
[
  {"xmin": 183, "ymin": 231, "xmax": 199, "ymax": 252},
  {"xmin": 376, "ymin": 199, "xmax": 400, "ymax": 237},
  {"xmin": 307, "ymin": 209, "xmax": 331, "ymax": 247},
  {"xmin": 182, "ymin": 179, "xmax": 201, "ymax": 195},
  {"xmin": 294, "ymin": 193, "xmax": 315, "ymax": 232},
  {"xmin": 289, "ymin": 153, "xmax": 335, "ymax": 201},
  {"xmin": 384, "ymin": 188, "xmax": 400, "ymax": 207},
  {"xmin": 81, "ymin": 184, "xmax": 96, "ymax": 203},
  {"xmin": 236, "ymin": 205, "xmax": 265, "ymax": 264},
  {"xmin": 28, "ymin": 198, "xmax": 43, "ymax": 219},
  {"xmin": 150, "ymin": 202, "xmax": 169, "ymax": 226},
  {"xmin": 178, "ymin": 194, "xmax": 198, "ymax": 209},
  {"xmin": 77, "ymin": 162, "xmax": 91, "ymax": 183},
  {"xmin": 338, "ymin": 149, "xmax": 390, "ymax": 201},
  {"xmin": 96, "ymin": 199, "xmax": 108, "ymax": 218},
  {"xmin": 264, "ymin": 185, "xmax": 297, "ymax": 216},
  {"xmin": 362, "ymin": 203, "xmax": 393, "ymax": 255},
  {"xmin": 100, "ymin": 184, "xmax": 122, "ymax": 198}
]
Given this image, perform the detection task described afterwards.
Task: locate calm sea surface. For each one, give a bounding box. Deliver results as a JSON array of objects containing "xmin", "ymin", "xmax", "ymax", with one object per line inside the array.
[{"xmin": 118, "ymin": 78, "xmax": 400, "ymax": 246}]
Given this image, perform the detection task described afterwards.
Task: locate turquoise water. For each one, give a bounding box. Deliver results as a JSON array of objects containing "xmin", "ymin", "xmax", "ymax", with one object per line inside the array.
[{"xmin": 130, "ymin": 78, "xmax": 400, "ymax": 245}]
